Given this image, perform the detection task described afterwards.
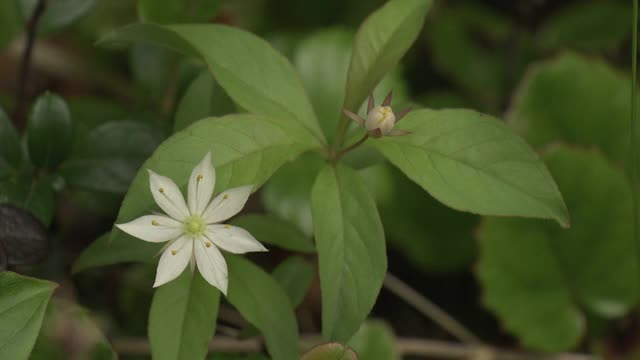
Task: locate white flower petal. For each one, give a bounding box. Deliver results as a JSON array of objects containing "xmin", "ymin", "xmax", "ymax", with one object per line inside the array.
[
  {"xmin": 205, "ymin": 225, "xmax": 267, "ymax": 254},
  {"xmin": 153, "ymin": 236, "xmax": 193, "ymax": 287},
  {"xmin": 202, "ymin": 185, "xmax": 253, "ymax": 224},
  {"xmin": 188, "ymin": 152, "xmax": 215, "ymax": 216},
  {"xmin": 194, "ymin": 238, "xmax": 228, "ymax": 294},
  {"xmin": 148, "ymin": 170, "xmax": 189, "ymax": 221},
  {"xmin": 116, "ymin": 215, "xmax": 183, "ymax": 243}
]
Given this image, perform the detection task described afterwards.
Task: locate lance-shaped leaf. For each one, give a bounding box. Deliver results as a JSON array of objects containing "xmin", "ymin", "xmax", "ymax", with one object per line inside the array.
[
  {"xmin": 311, "ymin": 164, "xmax": 387, "ymax": 342},
  {"xmin": 477, "ymin": 147, "xmax": 636, "ymax": 351},
  {"xmin": 149, "ymin": 271, "xmax": 220, "ymax": 360},
  {"xmin": 343, "ymin": 0, "xmax": 431, "ymax": 112},
  {"xmin": 370, "ymin": 109, "xmax": 569, "ymax": 227},
  {"xmin": 108, "ymin": 113, "xmax": 315, "ymax": 258},
  {"xmin": 226, "ymin": 256, "xmax": 299, "ymax": 360},
  {"xmin": 0, "ymin": 108, "xmax": 22, "ymax": 178},
  {"xmin": 0, "ymin": 272, "xmax": 57, "ymax": 360},
  {"xmin": 99, "ymin": 23, "xmax": 324, "ymax": 146}
]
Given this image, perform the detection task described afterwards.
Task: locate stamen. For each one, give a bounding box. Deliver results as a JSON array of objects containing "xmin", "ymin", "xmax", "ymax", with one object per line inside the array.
[
  {"xmin": 197, "ymin": 174, "xmax": 203, "ymax": 181},
  {"xmin": 224, "ymin": 224, "xmax": 231, "ymax": 229},
  {"xmin": 205, "ymin": 242, "xmax": 212, "ymax": 248},
  {"xmin": 151, "ymin": 220, "xmax": 159, "ymax": 226},
  {"xmin": 171, "ymin": 250, "xmax": 177, "ymax": 255},
  {"xmin": 159, "ymin": 187, "xmax": 165, "ymax": 193},
  {"xmin": 223, "ymin": 194, "xmax": 229, "ymax": 200}
]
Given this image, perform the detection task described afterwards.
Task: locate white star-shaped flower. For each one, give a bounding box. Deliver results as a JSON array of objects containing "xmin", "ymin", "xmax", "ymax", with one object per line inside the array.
[{"xmin": 116, "ymin": 152, "xmax": 267, "ymax": 294}]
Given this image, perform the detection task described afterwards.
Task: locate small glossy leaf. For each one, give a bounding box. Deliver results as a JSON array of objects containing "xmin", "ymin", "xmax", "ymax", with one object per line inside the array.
[
  {"xmin": 301, "ymin": 343, "xmax": 358, "ymax": 360},
  {"xmin": 173, "ymin": 71, "xmax": 235, "ymax": 133},
  {"xmin": 72, "ymin": 232, "xmax": 156, "ymax": 274},
  {"xmin": 509, "ymin": 53, "xmax": 635, "ymax": 166},
  {"xmin": 272, "ymin": 256, "xmax": 314, "ymax": 307},
  {"xmin": 370, "ymin": 109, "xmax": 569, "ymax": 226},
  {"xmin": 139, "ymin": 0, "xmax": 219, "ymax": 24},
  {"xmin": 262, "ymin": 151, "xmax": 325, "ymax": 237},
  {"xmin": 100, "ymin": 23, "xmax": 324, "ymax": 145},
  {"xmin": 231, "ymin": 214, "xmax": 315, "ymax": 253},
  {"xmin": 0, "ymin": 108, "xmax": 22, "ymax": 178},
  {"xmin": 343, "ymin": 0, "xmax": 431, "ymax": 112},
  {"xmin": 20, "ymin": 0, "xmax": 98, "ymax": 34},
  {"xmin": 149, "ymin": 270, "xmax": 220, "ymax": 360},
  {"xmin": 477, "ymin": 147, "xmax": 636, "ymax": 352},
  {"xmin": 110, "ymin": 113, "xmax": 314, "ymax": 253},
  {"xmin": 0, "ymin": 177, "xmax": 54, "ymax": 226},
  {"xmin": 311, "ymin": 164, "xmax": 387, "ymax": 342},
  {"xmin": 0, "ymin": 204, "xmax": 48, "ymax": 266},
  {"xmin": 0, "ymin": 0, "xmax": 23, "ymax": 49},
  {"xmin": 0, "ymin": 272, "xmax": 57, "ymax": 360},
  {"xmin": 27, "ymin": 92, "xmax": 73, "ymax": 169},
  {"xmin": 226, "ymin": 256, "xmax": 298, "ymax": 360},
  {"xmin": 59, "ymin": 121, "xmax": 164, "ymax": 194},
  {"xmin": 348, "ymin": 320, "xmax": 398, "ymax": 360}
]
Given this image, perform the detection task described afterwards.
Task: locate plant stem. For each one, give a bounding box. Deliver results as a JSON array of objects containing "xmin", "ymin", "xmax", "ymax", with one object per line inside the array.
[
  {"xmin": 383, "ymin": 272, "xmax": 482, "ymax": 345},
  {"xmin": 333, "ymin": 133, "xmax": 369, "ymax": 161},
  {"xmin": 13, "ymin": 0, "xmax": 47, "ymax": 130},
  {"xmin": 333, "ymin": 113, "xmax": 351, "ymax": 153},
  {"xmin": 632, "ymin": 0, "xmax": 640, "ymax": 298}
]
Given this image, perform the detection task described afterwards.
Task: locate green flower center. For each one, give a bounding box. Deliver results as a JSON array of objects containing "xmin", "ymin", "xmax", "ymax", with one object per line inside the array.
[{"xmin": 184, "ymin": 216, "xmax": 206, "ymax": 236}]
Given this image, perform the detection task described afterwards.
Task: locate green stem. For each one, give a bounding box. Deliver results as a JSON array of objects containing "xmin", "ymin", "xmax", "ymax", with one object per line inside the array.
[
  {"xmin": 632, "ymin": 0, "xmax": 640, "ymax": 296},
  {"xmin": 333, "ymin": 114, "xmax": 351, "ymax": 152}
]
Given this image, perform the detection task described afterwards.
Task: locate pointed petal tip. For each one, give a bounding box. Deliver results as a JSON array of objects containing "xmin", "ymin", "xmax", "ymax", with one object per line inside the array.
[{"xmin": 382, "ymin": 90, "xmax": 393, "ymax": 106}]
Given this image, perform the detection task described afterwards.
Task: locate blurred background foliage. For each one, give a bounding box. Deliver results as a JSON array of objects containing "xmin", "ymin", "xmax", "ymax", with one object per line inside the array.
[{"xmin": 0, "ymin": 0, "xmax": 638, "ymax": 359}]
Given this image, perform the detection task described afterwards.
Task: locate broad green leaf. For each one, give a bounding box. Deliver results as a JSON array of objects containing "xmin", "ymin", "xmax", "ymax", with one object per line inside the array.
[
  {"xmin": 100, "ymin": 23, "xmax": 324, "ymax": 145},
  {"xmin": 370, "ymin": 109, "xmax": 569, "ymax": 227},
  {"xmin": 226, "ymin": 256, "xmax": 298, "ymax": 360},
  {"xmin": 477, "ymin": 146, "xmax": 636, "ymax": 352},
  {"xmin": 0, "ymin": 176, "xmax": 54, "ymax": 226},
  {"xmin": 173, "ymin": 71, "xmax": 235, "ymax": 133},
  {"xmin": 72, "ymin": 232, "xmax": 156, "ymax": 274},
  {"xmin": 149, "ymin": 271, "xmax": 220, "ymax": 360},
  {"xmin": 231, "ymin": 214, "xmax": 315, "ymax": 253},
  {"xmin": 110, "ymin": 113, "xmax": 314, "ymax": 251},
  {"xmin": 272, "ymin": 256, "xmax": 314, "ymax": 307},
  {"xmin": 0, "ymin": 272, "xmax": 56, "ymax": 360},
  {"xmin": 27, "ymin": 93, "xmax": 73, "ymax": 169},
  {"xmin": 343, "ymin": 0, "xmax": 431, "ymax": 112},
  {"xmin": 67, "ymin": 96, "xmax": 130, "ymax": 145},
  {"xmin": 360, "ymin": 163, "xmax": 477, "ymax": 273},
  {"xmin": 536, "ymin": 2, "xmax": 630, "ymax": 52},
  {"xmin": 130, "ymin": 43, "xmax": 175, "ymax": 100},
  {"xmin": 30, "ymin": 299, "xmax": 115, "ymax": 360},
  {"xmin": 508, "ymin": 53, "xmax": 635, "ymax": 166},
  {"xmin": 0, "ymin": 108, "xmax": 22, "ymax": 178},
  {"xmin": 20, "ymin": 0, "xmax": 97, "ymax": 34},
  {"xmin": 300, "ymin": 343, "xmax": 357, "ymax": 360},
  {"xmin": 348, "ymin": 320, "xmax": 398, "ymax": 360},
  {"xmin": 59, "ymin": 121, "xmax": 164, "ymax": 194},
  {"xmin": 139, "ymin": 0, "xmax": 219, "ymax": 24},
  {"xmin": 311, "ymin": 164, "xmax": 387, "ymax": 342},
  {"xmin": 262, "ymin": 151, "xmax": 325, "ymax": 237},
  {"xmin": 0, "ymin": 0, "xmax": 23, "ymax": 49}
]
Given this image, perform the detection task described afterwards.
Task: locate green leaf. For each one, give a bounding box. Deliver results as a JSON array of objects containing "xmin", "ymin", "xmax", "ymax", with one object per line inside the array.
[
  {"xmin": 0, "ymin": 0, "xmax": 23, "ymax": 49},
  {"xmin": 300, "ymin": 343, "xmax": 357, "ymax": 360},
  {"xmin": 0, "ymin": 272, "xmax": 56, "ymax": 360},
  {"xmin": 343, "ymin": 0, "xmax": 431, "ymax": 112},
  {"xmin": 272, "ymin": 256, "xmax": 314, "ymax": 307},
  {"xmin": 0, "ymin": 107, "xmax": 22, "ymax": 178},
  {"xmin": 262, "ymin": 151, "xmax": 325, "ymax": 237},
  {"xmin": 20, "ymin": 0, "xmax": 97, "ymax": 34},
  {"xmin": 27, "ymin": 92, "xmax": 73, "ymax": 169},
  {"xmin": 139, "ymin": 0, "xmax": 219, "ymax": 24},
  {"xmin": 0, "ymin": 176, "xmax": 54, "ymax": 226},
  {"xmin": 149, "ymin": 270, "xmax": 220, "ymax": 360},
  {"xmin": 110, "ymin": 113, "xmax": 314, "ymax": 252},
  {"xmin": 130, "ymin": 43, "xmax": 175, "ymax": 100},
  {"xmin": 370, "ymin": 108, "xmax": 569, "ymax": 227},
  {"xmin": 348, "ymin": 320, "xmax": 398, "ymax": 360},
  {"xmin": 59, "ymin": 121, "xmax": 164, "ymax": 194},
  {"xmin": 477, "ymin": 146, "xmax": 636, "ymax": 352},
  {"xmin": 360, "ymin": 163, "xmax": 477, "ymax": 273},
  {"xmin": 231, "ymin": 214, "xmax": 315, "ymax": 253},
  {"xmin": 173, "ymin": 71, "xmax": 235, "ymax": 133},
  {"xmin": 72, "ymin": 232, "xmax": 156, "ymax": 274},
  {"xmin": 226, "ymin": 256, "xmax": 298, "ymax": 360},
  {"xmin": 311, "ymin": 164, "xmax": 387, "ymax": 342},
  {"xmin": 536, "ymin": 2, "xmax": 630, "ymax": 52},
  {"xmin": 100, "ymin": 23, "xmax": 324, "ymax": 145},
  {"xmin": 509, "ymin": 53, "xmax": 634, "ymax": 166}
]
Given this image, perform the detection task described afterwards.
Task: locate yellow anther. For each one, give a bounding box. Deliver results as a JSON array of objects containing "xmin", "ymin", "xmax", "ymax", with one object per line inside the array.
[
  {"xmin": 151, "ymin": 220, "xmax": 159, "ymax": 226},
  {"xmin": 224, "ymin": 224, "xmax": 231, "ymax": 229},
  {"xmin": 197, "ymin": 174, "xmax": 203, "ymax": 181},
  {"xmin": 205, "ymin": 242, "xmax": 212, "ymax": 248},
  {"xmin": 171, "ymin": 250, "xmax": 177, "ymax": 255},
  {"xmin": 223, "ymin": 194, "xmax": 229, "ymax": 200},
  {"xmin": 159, "ymin": 187, "xmax": 165, "ymax": 193}
]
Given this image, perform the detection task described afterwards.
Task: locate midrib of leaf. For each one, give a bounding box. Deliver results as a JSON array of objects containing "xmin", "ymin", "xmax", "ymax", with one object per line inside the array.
[{"xmin": 174, "ymin": 273, "xmax": 196, "ymax": 360}]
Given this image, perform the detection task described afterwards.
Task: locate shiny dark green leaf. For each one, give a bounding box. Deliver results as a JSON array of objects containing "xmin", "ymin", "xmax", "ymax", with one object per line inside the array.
[{"xmin": 26, "ymin": 92, "xmax": 73, "ymax": 169}]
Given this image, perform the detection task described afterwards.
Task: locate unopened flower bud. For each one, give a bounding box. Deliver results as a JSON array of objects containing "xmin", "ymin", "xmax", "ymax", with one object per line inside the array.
[{"xmin": 366, "ymin": 106, "xmax": 396, "ymax": 135}]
